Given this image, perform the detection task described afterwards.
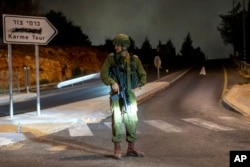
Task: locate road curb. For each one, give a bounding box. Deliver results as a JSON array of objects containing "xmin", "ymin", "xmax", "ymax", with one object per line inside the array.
[{"xmin": 223, "ymin": 84, "xmax": 250, "ymax": 116}]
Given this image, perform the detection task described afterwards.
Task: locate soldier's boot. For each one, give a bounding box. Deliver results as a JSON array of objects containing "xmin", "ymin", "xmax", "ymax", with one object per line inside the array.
[
  {"xmin": 126, "ymin": 142, "xmax": 145, "ymax": 157},
  {"xmin": 114, "ymin": 143, "xmax": 122, "ymax": 160}
]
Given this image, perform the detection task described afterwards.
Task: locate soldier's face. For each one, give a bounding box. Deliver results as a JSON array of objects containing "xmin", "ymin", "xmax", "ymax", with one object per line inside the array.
[
  {"xmin": 114, "ymin": 45, "xmax": 122, "ymax": 53},
  {"xmin": 114, "ymin": 45, "xmax": 127, "ymax": 57}
]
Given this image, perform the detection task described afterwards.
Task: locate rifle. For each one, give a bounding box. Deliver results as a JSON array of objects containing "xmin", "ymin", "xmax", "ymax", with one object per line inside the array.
[{"xmin": 110, "ymin": 64, "xmax": 130, "ymax": 113}]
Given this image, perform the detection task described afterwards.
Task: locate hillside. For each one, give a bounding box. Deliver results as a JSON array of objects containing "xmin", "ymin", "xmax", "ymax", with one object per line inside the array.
[{"xmin": 0, "ymin": 45, "xmax": 108, "ymax": 89}]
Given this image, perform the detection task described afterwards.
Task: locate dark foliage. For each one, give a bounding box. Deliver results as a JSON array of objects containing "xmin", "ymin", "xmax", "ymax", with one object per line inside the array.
[
  {"xmin": 218, "ymin": 0, "xmax": 250, "ymax": 62},
  {"xmin": 0, "ymin": 0, "xmax": 207, "ymax": 67},
  {"xmin": 45, "ymin": 10, "xmax": 91, "ymax": 46},
  {"xmin": 0, "ymin": 0, "xmax": 42, "ymax": 40}
]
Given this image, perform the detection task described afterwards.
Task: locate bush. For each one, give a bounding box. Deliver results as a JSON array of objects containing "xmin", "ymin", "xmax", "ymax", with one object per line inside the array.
[
  {"xmin": 40, "ymin": 79, "xmax": 49, "ymax": 85},
  {"xmin": 72, "ymin": 66, "xmax": 82, "ymax": 77}
]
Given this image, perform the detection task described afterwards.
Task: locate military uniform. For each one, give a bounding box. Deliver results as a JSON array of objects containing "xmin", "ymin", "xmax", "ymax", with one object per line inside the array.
[
  {"xmin": 100, "ymin": 33, "xmax": 146, "ymax": 159},
  {"xmin": 101, "ymin": 52, "xmax": 146, "ymax": 141}
]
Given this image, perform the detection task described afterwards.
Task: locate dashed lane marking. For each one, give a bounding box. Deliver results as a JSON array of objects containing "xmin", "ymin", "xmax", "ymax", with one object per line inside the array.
[
  {"xmin": 182, "ymin": 118, "xmax": 235, "ymax": 131},
  {"xmin": 144, "ymin": 120, "xmax": 183, "ymax": 133},
  {"xmin": 68, "ymin": 124, "xmax": 94, "ymax": 137}
]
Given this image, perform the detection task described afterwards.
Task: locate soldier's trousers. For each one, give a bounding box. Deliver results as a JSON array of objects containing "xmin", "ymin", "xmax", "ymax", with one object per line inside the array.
[{"xmin": 110, "ymin": 91, "xmax": 138, "ymax": 143}]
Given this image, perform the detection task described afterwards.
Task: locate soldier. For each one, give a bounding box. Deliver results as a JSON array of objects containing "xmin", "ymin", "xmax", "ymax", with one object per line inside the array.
[{"xmin": 100, "ymin": 33, "xmax": 147, "ymax": 159}]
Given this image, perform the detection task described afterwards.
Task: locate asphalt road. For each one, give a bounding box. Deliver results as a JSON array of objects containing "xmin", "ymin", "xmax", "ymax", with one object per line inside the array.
[
  {"xmin": 0, "ymin": 67, "xmax": 161, "ymax": 116},
  {"xmin": 0, "ymin": 68, "xmax": 159, "ymax": 116},
  {"xmin": 1, "ymin": 60, "xmax": 250, "ymax": 167},
  {"xmin": 136, "ymin": 65, "xmax": 250, "ymax": 167},
  {"xmin": 0, "ymin": 79, "xmax": 110, "ymax": 116}
]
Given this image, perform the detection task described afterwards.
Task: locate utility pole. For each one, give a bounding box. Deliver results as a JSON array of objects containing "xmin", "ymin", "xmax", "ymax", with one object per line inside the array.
[
  {"xmin": 242, "ymin": 0, "xmax": 247, "ymax": 61},
  {"xmin": 232, "ymin": 0, "xmax": 236, "ymax": 58}
]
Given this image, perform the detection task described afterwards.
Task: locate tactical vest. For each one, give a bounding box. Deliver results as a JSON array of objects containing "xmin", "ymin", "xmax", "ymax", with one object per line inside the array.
[{"xmin": 109, "ymin": 53, "xmax": 138, "ymax": 89}]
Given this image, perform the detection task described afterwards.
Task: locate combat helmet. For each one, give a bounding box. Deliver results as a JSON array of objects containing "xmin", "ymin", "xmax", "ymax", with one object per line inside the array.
[{"xmin": 113, "ymin": 33, "xmax": 130, "ymax": 48}]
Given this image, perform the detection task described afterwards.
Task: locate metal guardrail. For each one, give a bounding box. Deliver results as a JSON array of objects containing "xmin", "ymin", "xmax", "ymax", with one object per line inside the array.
[
  {"xmin": 56, "ymin": 72, "xmax": 100, "ymax": 89},
  {"xmin": 234, "ymin": 59, "xmax": 250, "ymax": 75},
  {"xmin": 242, "ymin": 61, "xmax": 250, "ymax": 74}
]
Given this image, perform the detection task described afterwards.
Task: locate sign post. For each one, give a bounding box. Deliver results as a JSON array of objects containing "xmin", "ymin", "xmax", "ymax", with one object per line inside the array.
[
  {"xmin": 7, "ymin": 44, "xmax": 13, "ymax": 119},
  {"xmin": 2, "ymin": 14, "xmax": 58, "ymax": 118}
]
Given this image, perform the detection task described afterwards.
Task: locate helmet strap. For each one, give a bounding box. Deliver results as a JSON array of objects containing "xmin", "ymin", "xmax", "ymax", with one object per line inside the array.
[
  {"xmin": 121, "ymin": 46, "xmax": 127, "ymax": 52},
  {"xmin": 115, "ymin": 46, "xmax": 127, "ymax": 54},
  {"xmin": 120, "ymin": 47, "xmax": 127, "ymax": 54}
]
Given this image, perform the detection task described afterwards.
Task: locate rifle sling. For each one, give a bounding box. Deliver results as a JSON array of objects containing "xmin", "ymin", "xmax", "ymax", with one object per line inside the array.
[{"xmin": 126, "ymin": 52, "xmax": 131, "ymax": 90}]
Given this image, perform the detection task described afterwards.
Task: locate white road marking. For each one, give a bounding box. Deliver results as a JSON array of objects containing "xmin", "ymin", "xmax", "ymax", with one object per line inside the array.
[
  {"xmin": 0, "ymin": 137, "xmax": 13, "ymax": 146},
  {"xmin": 0, "ymin": 133, "xmax": 26, "ymax": 146},
  {"xmin": 144, "ymin": 120, "xmax": 183, "ymax": 133},
  {"xmin": 68, "ymin": 124, "xmax": 93, "ymax": 137},
  {"xmin": 182, "ymin": 118, "xmax": 235, "ymax": 131}
]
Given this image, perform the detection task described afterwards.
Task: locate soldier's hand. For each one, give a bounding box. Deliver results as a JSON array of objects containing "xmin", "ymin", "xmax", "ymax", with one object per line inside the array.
[
  {"xmin": 111, "ymin": 83, "xmax": 119, "ymax": 93},
  {"xmin": 137, "ymin": 83, "xmax": 143, "ymax": 89}
]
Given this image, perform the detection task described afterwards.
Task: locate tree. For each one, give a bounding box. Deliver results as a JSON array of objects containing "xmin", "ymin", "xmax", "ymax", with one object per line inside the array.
[
  {"xmin": 218, "ymin": 2, "xmax": 243, "ymax": 58},
  {"xmin": 180, "ymin": 33, "xmax": 205, "ymax": 65},
  {"xmin": 128, "ymin": 36, "xmax": 137, "ymax": 54},
  {"xmin": 157, "ymin": 39, "xmax": 176, "ymax": 69},
  {"xmin": 218, "ymin": 1, "xmax": 250, "ymax": 62},
  {"xmin": 103, "ymin": 38, "xmax": 114, "ymax": 52},
  {"xmin": 166, "ymin": 40, "xmax": 176, "ymax": 57},
  {"xmin": 193, "ymin": 47, "xmax": 206, "ymax": 66},
  {"xmin": 45, "ymin": 10, "xmax": 91, "ymax": 46},
  {"xmin": 139, "ymin": 36, "xmax": 153, "ymax": 65},
  {"xmin": 0, "ymin": 0, "xmax": 42, "ymax": 40},
  {"xmin": 180, "ymin": 33, "xmax": 194, "ymax": 59}
]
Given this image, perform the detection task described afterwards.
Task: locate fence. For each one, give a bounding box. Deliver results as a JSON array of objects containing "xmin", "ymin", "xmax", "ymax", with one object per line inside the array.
[{"xmin": 0, "ymin": 72, "xmax": 20, "ymax": 94}]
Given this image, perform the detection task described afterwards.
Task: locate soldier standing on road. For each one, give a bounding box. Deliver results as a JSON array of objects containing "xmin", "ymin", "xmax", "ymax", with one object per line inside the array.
[{"xmin": 100, "ymin": 33, "xmax": 147, "ymax": 159}]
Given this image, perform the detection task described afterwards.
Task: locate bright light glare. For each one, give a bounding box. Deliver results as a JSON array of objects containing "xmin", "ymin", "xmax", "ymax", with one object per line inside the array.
[{"xmin": 57, "ymin": 72, "xmax": 100, "ymax": 88}]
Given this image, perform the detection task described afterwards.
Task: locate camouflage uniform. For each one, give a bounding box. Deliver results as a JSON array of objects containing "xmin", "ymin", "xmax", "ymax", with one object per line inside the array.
[
  {"xmin": 101, "ymin": 52, "xmax": 146, "ymax": 142},
  {"xmin": 100, "ymin": 33, "xmax": 146, "ymax": 159}
]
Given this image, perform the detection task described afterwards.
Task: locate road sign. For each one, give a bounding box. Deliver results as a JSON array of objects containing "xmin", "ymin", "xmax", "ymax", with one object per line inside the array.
[
  {"xmin": 2, "ymin": 14, "xmax": 58, "ymax": 45},
  {"xmin": 154, "ymin": 56, "xmax": 161, "ymax": 80},
  {"xmin": 154, "ymin": 56, "xmax": 161, "ymax": 68}
]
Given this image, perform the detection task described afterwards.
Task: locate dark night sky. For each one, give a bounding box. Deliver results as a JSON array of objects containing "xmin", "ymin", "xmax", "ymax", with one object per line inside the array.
[{"xmin": 40, "ymin": 0, "xmax": 236, "ymax": 60}]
